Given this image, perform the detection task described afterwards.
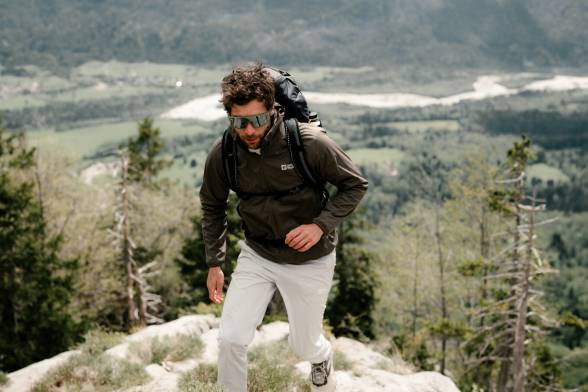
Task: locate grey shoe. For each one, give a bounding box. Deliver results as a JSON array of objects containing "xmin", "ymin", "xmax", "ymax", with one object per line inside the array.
[{"xmin": 311, "ymin": 352, "xmax": 336, "ymax": 391}]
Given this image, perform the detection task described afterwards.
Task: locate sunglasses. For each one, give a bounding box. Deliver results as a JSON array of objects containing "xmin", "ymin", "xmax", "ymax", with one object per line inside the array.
[{"xmin": 229, "ymin": 111, "xmax": 271, "ymax": 130}]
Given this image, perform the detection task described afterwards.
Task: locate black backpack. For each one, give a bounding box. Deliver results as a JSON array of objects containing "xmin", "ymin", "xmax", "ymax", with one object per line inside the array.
[{"xmin": 221, "ymin": 67, "xmax": 326, "ymax": 201}]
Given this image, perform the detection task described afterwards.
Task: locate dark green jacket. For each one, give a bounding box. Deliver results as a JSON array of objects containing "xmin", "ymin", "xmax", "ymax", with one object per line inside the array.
[{"xmin": 199, "ymin": 113, "xmax": 368, "ymax": 267}]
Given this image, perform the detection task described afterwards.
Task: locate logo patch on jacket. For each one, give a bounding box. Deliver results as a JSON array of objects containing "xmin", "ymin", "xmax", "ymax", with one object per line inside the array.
[{"xmin": 281, "ymin": 163, "xmax": 295, "ymax": 171}]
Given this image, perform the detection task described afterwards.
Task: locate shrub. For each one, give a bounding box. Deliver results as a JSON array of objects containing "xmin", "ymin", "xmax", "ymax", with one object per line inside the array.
[
  {"xmin": 75, "ymin": 328, "xmax": 126, "ymax": 356},
  {"xmin": 128, "ymin": 333, "xmax": 204, "ymax": 364},
  {"xmin": 178, "ymin": 363, "xmax": 224, "ymax": 392},
  {"xmin": 30, "ymin": 352, "xmax": 148, "ymax": 392},
  {"xmin": 180, "ymin": 339, "xmax": 311, "ymax": 392},
  {"xmin": 0, "ymin": 371, "xmax": 9, "ymax": 386}
]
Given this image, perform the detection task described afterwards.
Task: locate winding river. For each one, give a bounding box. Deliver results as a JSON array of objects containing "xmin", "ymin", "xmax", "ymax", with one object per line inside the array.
[{"xmin": 161, "ymin": 74, "xmax": 588, "ymax": 121}]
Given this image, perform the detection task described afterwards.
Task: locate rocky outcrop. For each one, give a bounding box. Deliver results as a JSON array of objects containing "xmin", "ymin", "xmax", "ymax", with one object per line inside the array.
[{"xmin": 3, "ymin": 315, "xmax": 460, "ymax": 392}]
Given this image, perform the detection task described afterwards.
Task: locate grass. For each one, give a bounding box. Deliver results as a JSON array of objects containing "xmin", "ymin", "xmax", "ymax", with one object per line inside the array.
[
  {"xmin": 178, "ymin": 363, "xmax": 224, "ymax": 392},
  {"xmin": 30, "ymin": 328, "xmax": 148, "ymax": 392},
  {"xmin": 179, "ymin": 339, "xmax": 311, "ymax": 392},
  {"xmin": 75, "ymin": 328, "xmax": 126, "ymax": 356},
  {"xmin": 51, "ymin": 85, "xmax": 166, "ymax": 102},
  {"xmin": 333, "ymin": 349, "xmax": 353, "ymax": 371},
  {"xmin": 347, "ymin": 147, "xmax": 405, "ymax": 166},
  {"xmin": 527, "ymin": 163, "xmax": 570, "ymax": 184},
  {"xmin": 0, "ymin": 371, "xmax": 8, "ymax": 386},
  {"xmin": 27, "ymin": 119, "xmax": 209, "ymax": 160},
  {"xmin": 0, "ymin": 95, "xmax": 46, "ymax": 110},
  {"xmin": 73, "ymin": 61, "xmax": 229, "ymax": 87},
  {"xmin": 286, "ymin": 66, "xmax": 374, "ymax": 87},
  {"xmin": 182, "ymin": 302, "xmax": 224, "ymax": 317},
  {"xmin": 386, "ymin": 120, "xmax": 461, "ymax": 132},
  {"xmin": 128, "ymin": 333, "xmax": 204, "ymax": 364},
  {"xmin": 30, "ymin": 353, "xmax": 148, "ymax": 392},
  {"xmin": 246, "ymin": 340, "xmax": 311, "ymax": 392}
]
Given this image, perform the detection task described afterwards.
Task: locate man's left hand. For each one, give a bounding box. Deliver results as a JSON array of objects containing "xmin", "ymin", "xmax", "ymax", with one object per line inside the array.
[{"xmin": 285, "ymin": 223, "xmax": 323, "ymax": 252}]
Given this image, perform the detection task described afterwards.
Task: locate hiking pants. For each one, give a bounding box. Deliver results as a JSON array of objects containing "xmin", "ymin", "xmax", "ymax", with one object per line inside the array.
[{"xmin": 217, "ymin": 240, "xmax": 336, "ymax": 392}]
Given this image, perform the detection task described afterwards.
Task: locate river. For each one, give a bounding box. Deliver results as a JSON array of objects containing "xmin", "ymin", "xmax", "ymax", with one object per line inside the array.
[{"xmin": 161, "ymin": 74, "xmax": 588, "ymax": 121}]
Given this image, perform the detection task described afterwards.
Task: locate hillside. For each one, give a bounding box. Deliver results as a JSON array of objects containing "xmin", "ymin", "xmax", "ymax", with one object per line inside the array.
[
  {"xmin": 1, "ymin": 0, "xmax": 588, "ymax": 72},
  {"xmin": 3, "ymin": 315, "xmax": 460, "ymax": 392}
]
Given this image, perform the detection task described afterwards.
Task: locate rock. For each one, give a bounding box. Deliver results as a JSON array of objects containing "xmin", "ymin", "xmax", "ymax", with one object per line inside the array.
[
  {"xmin": 199, "ymin": 328, "xmax": 219, "ymax": 364},
  {"xmin": 6, "ymin": 316, "xmax": 461, "ymax": 392},
  {"xmin": 333, "ymin": 337, "xmax": 414, "ymax": 374},
  {"xmin": 251, "ymin": 321, "xmax": 290, "ymax": 347},
  {"xmin": 334, "ymin": 369, "xmax": 460, "ymax": 392},
  {"xmin": 295, "ymin": 337, "xmax": 461, "ymax": 392},
  {"xmin": 3, "ymin": 350, "xmax": 79, "ymax": 392},
  {"xmin": 106, "ymin": 314, "xmax": 218, "ymax": 361}
]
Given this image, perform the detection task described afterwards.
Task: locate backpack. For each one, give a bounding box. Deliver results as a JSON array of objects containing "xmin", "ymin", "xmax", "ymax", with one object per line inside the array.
[{"xmin": 221, "ymin": 67, "xmax": 327, "ymax": 202}]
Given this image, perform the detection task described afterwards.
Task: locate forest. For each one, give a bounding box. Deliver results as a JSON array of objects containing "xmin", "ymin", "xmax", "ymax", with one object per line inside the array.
[{"xmin": 1, "ymin": 67, "xmax": 587, "ymax": 389}]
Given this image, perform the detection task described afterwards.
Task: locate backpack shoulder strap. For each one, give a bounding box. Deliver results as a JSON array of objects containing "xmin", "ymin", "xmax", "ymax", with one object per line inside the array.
[
  {"xmin": 221, "ymin": 128, "xmax": 239, "ymax": 193},
  {"xmin": 284, "ymin": 118, "xmax": 321, "ymax": 189}
]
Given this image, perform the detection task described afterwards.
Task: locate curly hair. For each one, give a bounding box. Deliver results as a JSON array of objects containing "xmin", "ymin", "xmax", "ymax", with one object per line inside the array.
[{"xmin": 221, "ymin": 63, "xmax": 275, "ymax": 114}]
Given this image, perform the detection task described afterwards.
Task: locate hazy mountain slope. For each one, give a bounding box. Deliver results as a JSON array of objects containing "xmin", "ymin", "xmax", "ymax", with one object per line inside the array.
[{"xmin": 0, "ymin": 0, "xmax": 586, "ymax": 71}]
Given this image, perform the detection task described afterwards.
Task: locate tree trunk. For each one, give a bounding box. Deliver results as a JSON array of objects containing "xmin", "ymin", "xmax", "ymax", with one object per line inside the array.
[
  {"xmin": 497, "ymin": 172, "xmax": 523, "ymax": 392},
  {"xmin": 513, "ymin": 192, "xmax": 536, "ymax": 392},
  {"xmin": 434, "ymin": 205, "xmax": 447, "ymax": 375},
  {"xmin": 411, "ymin": 229, "xmax": 421, "ymax": 338},
  {"xmin": 121, "ymin": 154, "xmax": 138, "ymax": 329}
]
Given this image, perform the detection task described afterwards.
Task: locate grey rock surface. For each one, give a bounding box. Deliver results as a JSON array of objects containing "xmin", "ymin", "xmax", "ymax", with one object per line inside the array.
[{"xmin": 4, "ymin": 315, "xmax": 461, "ymax": 392}]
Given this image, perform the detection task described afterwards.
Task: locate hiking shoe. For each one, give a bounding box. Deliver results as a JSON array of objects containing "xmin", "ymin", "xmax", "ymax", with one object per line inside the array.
[{"xmin": 310, "ymin": 352, "xmax": 336, "ymax": 391}]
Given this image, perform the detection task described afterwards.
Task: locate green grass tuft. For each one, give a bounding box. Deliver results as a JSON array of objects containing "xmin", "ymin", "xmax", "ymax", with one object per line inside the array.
[
  {"xmin": 179, "ymin": 339, "xmax": 311, "ymax": 392},
  {"xmin": 30, "ymin": 352, "xmax": 148, "ymax": 392},
  {"xmin": 128, "ymin": 333, "xmax": 204, "ymax": 365},
  {"xmin": 247, "ymin": 340, "xmax": 311, "ymax": 392},
  {"xmin": 178, "ymin": 363, "xmax": 224, "ymax": 392},
  {"xmin": 75, "ymin": 328, "xmax": 126, "ymax": 356},
  {"xmin": 0, "ymin": 371, "xmax": 9, "ymax": 386},
  {"xmin": 334, "ymin": 349, "xmax": 354, "ymax": 371}
]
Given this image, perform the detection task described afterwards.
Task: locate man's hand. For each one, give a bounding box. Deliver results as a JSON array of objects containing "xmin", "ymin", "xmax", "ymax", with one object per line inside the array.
[
  {"xmin": 207, "ymin": 266, "xmax": 225, "ymax": 304},
  {"xmin": 285, "ymin": 223, "xmax": 324, "ymax": 252}
]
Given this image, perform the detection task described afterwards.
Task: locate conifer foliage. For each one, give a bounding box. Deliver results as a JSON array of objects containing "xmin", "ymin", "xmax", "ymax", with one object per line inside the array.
[
  {"xmin": 326, "ymin": 209, "xmax": 378, "ymax": 340},
  {"xmin": 124, "ymin": 117, "xmax": 172, "ymax": 186},
  {"xmin": 468, "ymin": 136, "xmax": 561, "ymax": 391},
  {"xmin": 176, "ymin": 194, "xmax": 243, "ymax": 307},
  {"xmin": 0, "ymin": 125, "xmax": 80, "ymax": 372}
]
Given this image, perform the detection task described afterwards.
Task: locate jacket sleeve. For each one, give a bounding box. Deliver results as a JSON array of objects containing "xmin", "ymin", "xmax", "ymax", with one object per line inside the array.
[
  {"xmin": 304, "ymin": 128, "xmax": 368, "ymax": 234},
  {"xmin": 199, "ymin": 140, "xmax": 230, "ymax": 268}
]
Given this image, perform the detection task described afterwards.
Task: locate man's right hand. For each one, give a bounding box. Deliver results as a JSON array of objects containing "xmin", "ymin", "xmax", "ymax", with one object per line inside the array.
[{"xmin": 207, "ymin": 266, "xmax": 225, "ymax": 304}]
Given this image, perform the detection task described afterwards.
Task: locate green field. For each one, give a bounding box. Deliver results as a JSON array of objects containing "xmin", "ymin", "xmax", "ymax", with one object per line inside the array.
[
  {"xmin": 348, "ymin": 147, "xmax": 405, "ymax": 166},
  {"xmin": 386, "ymin": 120, "xmax": 461, "ymax": 132},
  {"xmin": 27, "ymin": 119, "xmax": 210, "ymax": 159},
  {"xmin": 73, "ymin": 61, "xmax": 229, "ymax": 86},
  {"xmin": 527, "ymin": 163, "xmax": 570, "ymax": 183}
]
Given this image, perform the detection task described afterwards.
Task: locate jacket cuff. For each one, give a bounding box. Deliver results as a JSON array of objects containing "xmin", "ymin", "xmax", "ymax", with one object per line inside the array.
[
  {"xmin": 206, "ymin": 259, "xmax": 223, "ymax": 268},
  {"xmin": 312, "ymin": 218, "xmax": 331, "ymax": 235}
]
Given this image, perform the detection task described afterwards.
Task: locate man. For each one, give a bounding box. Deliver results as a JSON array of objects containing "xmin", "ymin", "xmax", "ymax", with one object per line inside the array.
[{"xmin": 200, "ymin": 64, "xmax": 368, "ymax": 392}]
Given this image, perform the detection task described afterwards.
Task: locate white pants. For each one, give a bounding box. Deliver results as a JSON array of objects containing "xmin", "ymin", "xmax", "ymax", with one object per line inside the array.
[{"xmin": 217, "ymin": 240, "xmax": 336, "ymax": 392}]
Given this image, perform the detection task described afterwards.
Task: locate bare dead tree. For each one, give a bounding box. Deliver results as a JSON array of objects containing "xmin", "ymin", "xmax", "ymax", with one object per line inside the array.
[
  {"xmin": 109, "ymin": 152, "xmax": 140, "ymax": 328},
  {"xmin": 108, "ymin": 150, "xmax": 164, "ymax": 330},
  {"xmin": 467, "ymin": 137, "xmax": 559, "ymax": 392}
]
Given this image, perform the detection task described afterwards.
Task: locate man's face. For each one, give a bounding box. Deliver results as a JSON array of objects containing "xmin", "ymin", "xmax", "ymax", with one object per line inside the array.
[{"xmin": 230, "ymin": 99, "xmax": 273, "ymax": 150}]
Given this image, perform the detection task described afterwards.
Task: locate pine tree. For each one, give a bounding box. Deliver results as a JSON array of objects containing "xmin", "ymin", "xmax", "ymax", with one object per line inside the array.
[
  {"xmin": 469, "ymin": 136, "xmax": 561, "ymax": 391},
  {"xmin": 175, "ymin": 194, "xmax": 243, "ymax": 307},
  {"xmin": 325, "ymin": 209, "xmax": 378, "ymax": 340},
  {"xmin": 0, "ymin": 126, "xmax": 81, "ymax": 372},
  {"xmin": 109, "ymin": 118, "xmax": 176, "ymax": 329},
  {"xmin": 123, "ymin": 117, "xmax": 172, "ymax": 187}
]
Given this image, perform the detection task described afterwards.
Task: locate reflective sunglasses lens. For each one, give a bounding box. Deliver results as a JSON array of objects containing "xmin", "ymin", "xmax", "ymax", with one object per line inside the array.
[
  {"xmin": 230, "ymin": 112, "xmax": 270, "ymax": 129},
  {"xmin": 231, "ymin": 117, "xmax": 250, "ymax": 129},
  {"xmin": 256, "ymin": 112, "xmax": 270, "ymax": 126}
]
